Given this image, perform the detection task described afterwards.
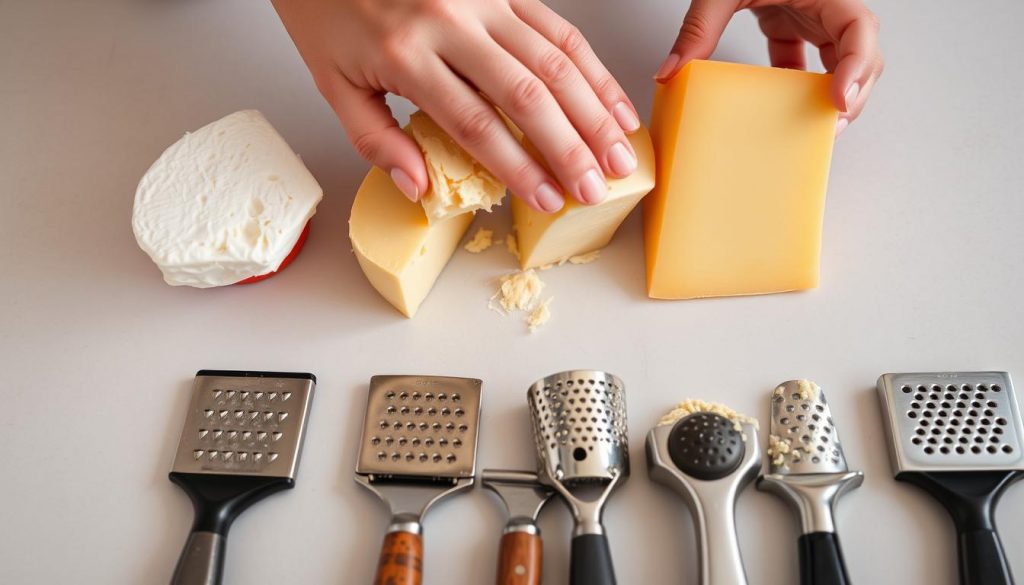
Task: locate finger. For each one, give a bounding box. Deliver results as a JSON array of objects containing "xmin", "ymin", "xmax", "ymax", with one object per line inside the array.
[
  {"xmin": 753, "ymin": 8, "xmax": 807, "ymax": 70},
  {"xmin": 323, "ymin": 76, "xmax": 428, "ymax": 201},
  {"xmin": 510, "ymin": 0, "xmax": 641, "ymax": 133},
  {"xmin": 444, "ymin": 34, "xmax": 612, "ymax": 205},
  {"xmin": 656, "ymin": 0, "xmax": 737, "ymax": 81},
  {"xmin": 818, "ymin": 42, "xmax": 839, "ymax": 73},
  {"xmin": 836, "ymin": 72, "xmax": 879, "ymax": 136},
  {"xmin": 489, "ymin": 18, "xmax": 637, "ymax": 180},
  {"xmin": 409, "ymin": 57, "xmax": 567, "ymax": 213},
  {"xmin": 817, "ymin": 1, "xmax": 883, "ymax": 112}
]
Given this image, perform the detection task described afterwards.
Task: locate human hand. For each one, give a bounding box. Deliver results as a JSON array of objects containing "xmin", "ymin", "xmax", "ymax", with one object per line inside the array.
[
  {"xmin": 272, "ymin": 0, "xmax": 642, "ymax": 212},
  {"xmin": 657, "ymin": 0, "xmax": 884, "ymax": 136}
]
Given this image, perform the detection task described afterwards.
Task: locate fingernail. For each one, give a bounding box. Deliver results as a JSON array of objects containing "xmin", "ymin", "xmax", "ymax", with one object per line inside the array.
[
  {"xmin": 607, "ymin": 142, "xmax": 637, "ymax": 177},
  {"xmin": 390, "ymin": 168, "xmax": 419, "ymax": 201},
  {"xmin": 835, "ymin": 118, "xmax": 849, "ymax": 138},
  {"xmin": 578, "ymin": 169, "xmax": 608, "ymax": 204},
  {"xmin": 534, "ymin": 182, "xmax": 565, "ymax": 213},
  {"xmin": 655, "ymin": 53, "xmax": 681, "ymax": 81},
  {"xmin": 843, "ymin": 82, "xmax": 860, "ymax": 112},
  {"xmin": 612, "ymin": 102, "xmax": 640, "ymax": 133}
]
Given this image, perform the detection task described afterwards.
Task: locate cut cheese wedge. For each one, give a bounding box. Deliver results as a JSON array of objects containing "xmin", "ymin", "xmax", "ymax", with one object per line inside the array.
[
  {"xmin": 644, "ymin": 60, "xmax": 837, "ymax": 299},
  {"xmin": 512, "ymin": 125, "xmax": 656, "ymax": 269},
  {"xmin": 350, "ymin": 167, "xmax": 474, "ymax": 317}
]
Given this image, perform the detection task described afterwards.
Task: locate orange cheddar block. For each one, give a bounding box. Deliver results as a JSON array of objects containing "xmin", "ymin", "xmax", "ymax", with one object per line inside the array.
[{"xmin": 644, "ymin": 60, "xmax": 838, "ymax": 299}]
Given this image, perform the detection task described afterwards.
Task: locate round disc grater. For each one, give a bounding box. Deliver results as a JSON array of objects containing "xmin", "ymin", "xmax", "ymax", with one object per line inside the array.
[
  {"xmin": 527, "ymin": 370, "xmax": 630, "ymax": 585},
  {"xmin": 878, "ymin": 372, "xmax": 1024, "ymax": 585}
]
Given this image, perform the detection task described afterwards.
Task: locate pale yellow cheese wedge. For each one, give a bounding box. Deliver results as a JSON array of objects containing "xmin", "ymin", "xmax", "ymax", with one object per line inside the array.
[
  {"xmin": 644, "ymin": 60, "xmax": 837, "ymax": 299},
  {"xmin": 349, "ymin": 167, "xmax": 474, "ymax": 317},
  {"xmin": 410, "ymin": 111, "xmax": 506, "ymax": 223},
  {"xmin": 511, "ymin": 125, "xmax": 656, "ymax": 269}
]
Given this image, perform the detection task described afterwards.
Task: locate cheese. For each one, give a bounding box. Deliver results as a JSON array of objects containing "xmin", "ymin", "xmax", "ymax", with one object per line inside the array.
[
  {"xmin": 511, "ymin": 125, "xmax": 655, "ymax": 269},
  {"xmin": 350, "ymin": 167, "xmax": 474, "ymax": 317},
  {"xmin": 527, "ymin": 297, "xmax": 553, "ymax": 333},
  {"xmin": 410, "ymin": 111, "xmax": 506, "ymax": 223},
  {"xmin": 463, "ymin": 228, "xmax": 494, "ymax": 253},
  {"xmin": 132, "ymin": 110, "xmax": 322, "ymax": 287},
  {"xmin": 645, "ymin": 60, "xmax": 837, "ymax": 299},
  {"xmin": 490, "ymin": 269, "xmax": 545, "ymax": 314},
  {"xmin": 657, "ymin": 399, "xmax": 759, "ymax": 431}
]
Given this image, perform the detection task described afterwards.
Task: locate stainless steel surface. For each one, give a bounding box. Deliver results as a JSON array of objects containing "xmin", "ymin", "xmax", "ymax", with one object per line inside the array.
[
  {"xmin": 170, "ymin": 531, "xmax": 224, "ymax": 585},
  {"xmin": 527, "ymin": 370, "xmax": 630, "ymax": 537},
  {"xmin": 170, "ymin": 373, "xmax": 315, "ymax": 479},
  {"xmin": 758, "ymin": 381, "xmax": 864, "ymax": 535},
  {"xmin": 356, "ymin": 375, "xmax": 482, "ymax": 480},
  {"xmin": 482, "ymin": 469, "xmax": 554, "ymax": 531},
  {"xmin": 878, "ymin": 372, "xmax": 1024, "ymax": 475},
  {"xmin": 767, "ymin": 380, "xmax": 848, "ymax": 475},
  {"xmin": 647, "ymin": 418, "xmax": 760, "ymax": 585},
  {"xmin": 354, "ymin": 477, "xmax": 472, "ymax": 532}
]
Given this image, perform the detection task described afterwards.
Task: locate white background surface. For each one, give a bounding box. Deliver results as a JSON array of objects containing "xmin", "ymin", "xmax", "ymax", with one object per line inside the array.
[{"xmin": 2, "ymin": 0, "xmax": 1023, "ymax": 583}]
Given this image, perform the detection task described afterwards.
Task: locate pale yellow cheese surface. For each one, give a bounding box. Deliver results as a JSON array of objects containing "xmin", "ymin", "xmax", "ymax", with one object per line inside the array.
[
  {"xmin": 410, "ymin": 111, "xmax": 506, "ymax": 223},
  {"xmin": 349, "ymin": 166, "xmax": 473, "ymax": 317},
  {"xmin": 511, "ymin": 125, "xmax": 656, "ymax": 269},
  {"xmin": 645, "ymin": 60, "xmax": 837, "ymax": 299}
]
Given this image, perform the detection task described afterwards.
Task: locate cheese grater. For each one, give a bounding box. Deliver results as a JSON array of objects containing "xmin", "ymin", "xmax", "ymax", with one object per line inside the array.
[
  {"xmin": 481, "ymin": 470, "xmax": 554, "ymax": 585},
  {"xmin": 355, "ymin": 375, "xmax": 483, "ymax": 585},
  {"xmin": 647, "ymin": 406, "xmax": 761, "ymax": 585},
  {"xmin": 527, "ymin": 370, "xmax": 630, "ymax": 585},
  {"xmin": 168, "ymin": 370, "xmax": 316, "ymax": 585},
  {"xmin": 878, "ymin": 372, "xmax": 1024, "ymax": 585},
  {"xmin": 757, "ymin": 380, "xmax": 862, "ymax": 585}
]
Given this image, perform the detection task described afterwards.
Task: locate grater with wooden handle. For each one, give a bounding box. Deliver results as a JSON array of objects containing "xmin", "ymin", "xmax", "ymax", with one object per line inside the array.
[
  {"xmin": 355, "ymin": 375, "xmax": 483, "ymax": 585},
  {"xmin": 878, "ymin": 372, "xmax": 1024, "ymax": 585},
  {"xmin": 168, "ymin": 370, "xmax": 316, "ymax": 585}
]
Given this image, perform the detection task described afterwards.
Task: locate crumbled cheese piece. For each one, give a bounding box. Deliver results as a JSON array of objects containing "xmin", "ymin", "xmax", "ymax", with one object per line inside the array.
[
  {"xmin": 568, "ymin": 250, "xmax": 601, "ymax": 264},
  {"xmin": 767, "ymin": 434, "xmax": 791, "ymax": 467},
  {"xmin": 505, "ymin": 233, "xmax": 519, "ymax": 258},
  {"xmin": 490, "ymin": 269, "xmax": 545, "ymax": 313},
  {"xmin": 657, "ymin": 399, "xmax": 759, "ymax": 431},
  {"xmin": 537, "ymin": 263, "xmax": 555, "ymax": 271},
  {"xmin": 797, "ymin": 379, "xmax": 820, "ymax": 401},
  {"xmin": 527, "ymin": 297, "xmax": 553, "ymax": 333},
  {"xmin": 463, "ymin": 228, "xmax": 493, "ymax": 253}
]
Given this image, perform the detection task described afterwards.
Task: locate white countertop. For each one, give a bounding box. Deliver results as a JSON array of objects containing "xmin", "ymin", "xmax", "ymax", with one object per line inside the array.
[{"xmin": 2, "ymin": 0, "xmax": 1023, "ymax": 583}]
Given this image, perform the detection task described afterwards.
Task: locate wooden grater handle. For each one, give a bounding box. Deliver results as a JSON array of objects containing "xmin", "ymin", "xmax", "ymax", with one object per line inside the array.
[
  {"xmin": 496, "ymin": 531, "xmax": 542, "ymax": 585},
  {"xmin": 373, "ymin": 530, "xmax": 423, "ymax": 585}
]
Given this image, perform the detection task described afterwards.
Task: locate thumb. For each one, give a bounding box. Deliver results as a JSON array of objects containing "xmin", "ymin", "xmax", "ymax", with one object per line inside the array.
[
  {"xmin": 655, "ymin": 0, "xmax": 736, "ymax": 81},
  {"xmin": 325, "ymin": 77, "xmax": 427, "ymax": 202}
]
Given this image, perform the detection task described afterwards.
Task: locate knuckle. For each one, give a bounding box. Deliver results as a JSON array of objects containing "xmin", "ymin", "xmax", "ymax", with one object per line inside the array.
[
  {"xmin": 586, "ymin": 115, "xmax": 620, "ymax": 147},
  {"xmin": 593, "ymin": 75, "xmax": 620, "ymax": 105},
  {"xmin": 350, "ymin": 129, "xmax": 383, "ymax": 163},
  {"xmin": 679, "ymin": 10, "xmax": 713, "ymax": 45},
  {"xmin": 865, "ymin": 11, "xmax": 881, "ymax": 33},
  {"xmin": 556, "ymin": 24, "xmax": 586, "ymax": 57},
  {"xmin": 452, "ymin": 106, "xmax": 499, "ymax": 148},
  {"xmin": 506, "ymin": 75, "xmax": 548, "ymax": 115},
  {"xmin": 379, "ymin": 28, "xmax": 420, "ymax": 72},
  {"xmin": 536, "ymin": 49, "xmax": 575, "ymax": 86},
  {"xmin": 554, "ymin": 141, "xmax": 592, "ymax": 171}
]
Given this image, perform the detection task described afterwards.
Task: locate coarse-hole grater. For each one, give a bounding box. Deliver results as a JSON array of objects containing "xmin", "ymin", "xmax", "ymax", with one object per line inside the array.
[
  {"xmin": 527, "ymin": 370, "xmax": 630, "ymax": 585},
  {"xmin": 646, "ymin": 405, "xmax": 760, "ymax": 585},
  {"xmin": 481, "ymin": 470, "xmax": 554, "ymax": 585},
  {"xmin": 354, "ymin": 375, "xmax": 483, "ymax": 585},
  {"xmin": 757, "ymin": 380, "xmax": 863, "ymax": 585},
  {"xmin": 878, "ymin": 372, "xmax": 1024, "ymax": 585},
  {"xmin": 168, "ymin": 370, "xmax": 316, "ymax": 585}
]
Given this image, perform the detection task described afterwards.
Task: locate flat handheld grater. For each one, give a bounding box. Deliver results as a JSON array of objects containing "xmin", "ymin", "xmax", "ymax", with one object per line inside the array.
[
  {"xmin": 168, "ymin": 370, "xmax": 316, "ymax": 585},
  {"xmin": 354, "ymin": 375, "xmax": 483, "ymax": 585},
  {"xmin": 878, "ymin": 372, "xmax": 1024, "ymax": 585}
]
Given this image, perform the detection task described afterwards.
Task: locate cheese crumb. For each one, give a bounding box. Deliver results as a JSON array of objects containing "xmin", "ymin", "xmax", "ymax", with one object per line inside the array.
[
  {"xmin": 463, "ymin": 228, "xmax": 493, "ymax": 253},
  {"xmin": 490, "ymin": 269, "xmax": 545, "ymax": 313},
  {"xmin": 657, "ymin": 399, "xmax": 759, "ymax": 432},
  {"xmin": 568, "ymin": 250, "xmax": 601, "ymax": 264},
  {"xmin": 767, "ymin": 434, "xmax": 791, "ymax": 467},
  {"xmin": 527, "ymin": 297, "xmax": 553, "ymax": 333},
  {"xmin": 797, "ymin": 379, "xmax": 820, "ymax": 401},
  {"xmin": 505, "ymin": 233, "xmax": 519, "ymax": 259}
]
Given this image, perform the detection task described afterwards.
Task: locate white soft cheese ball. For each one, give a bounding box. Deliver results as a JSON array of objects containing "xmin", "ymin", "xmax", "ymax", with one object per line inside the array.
[{"xmin": 133, "ymin": 110, "xmax": 323, "ymax": 287}]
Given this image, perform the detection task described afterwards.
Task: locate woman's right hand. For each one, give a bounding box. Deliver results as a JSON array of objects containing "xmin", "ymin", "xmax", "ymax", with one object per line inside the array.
[{"xmin": 272, "ymin": 0, "xmax": 641, "ymax": 213}]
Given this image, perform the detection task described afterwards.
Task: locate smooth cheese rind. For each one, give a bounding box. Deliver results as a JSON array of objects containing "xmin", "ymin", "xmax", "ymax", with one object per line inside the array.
[
  {"xmin": 512, "ymin": 125, "xmax": 656, "ymax": 269},
  {"xmin": 645, "ymin": 60, "xmax": 837, "ymax": 299},
  {"xmin": 350, "ymin": 167, "xmax": 474, "ymax": 317},
  {"xmin": 132, "ymin": 110, "xmax": 322, "ymax": 287}
]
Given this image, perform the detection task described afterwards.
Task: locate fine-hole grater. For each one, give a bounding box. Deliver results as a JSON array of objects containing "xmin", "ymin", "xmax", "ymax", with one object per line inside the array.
[
  {"xmin": 354, "ymin": 375, "xmax": 483, "ymax": 585},
  {"xmin": 878, "ymin": 372, "xmax": 1024, "ymax": 585},
  {"xmin": 481, "ymin": 470, "xmax": 554, "ymax": 585},
  {"xmin": 757, "ymin": 380, "xmax": 862, "ymax": 585},
  {"xmin": 527, "ymin": 370, "xmax": 630, "ymax": 585},
  {"xmin": 647, "ymin": 406, "xmax": 761, "ymax": 585},
  {"xmin": 167, "ymin": 370, "xmax": 316, "ymax": 585}
]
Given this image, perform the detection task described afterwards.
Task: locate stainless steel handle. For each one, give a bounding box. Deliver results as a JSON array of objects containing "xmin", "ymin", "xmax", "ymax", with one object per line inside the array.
[
  {"xmin": 170, "ymin": 531, "xmax": 224, "ymax": 585},
  {"xmin": 695, "ymin": 496, "xmax": 748, "ymax": 585}
]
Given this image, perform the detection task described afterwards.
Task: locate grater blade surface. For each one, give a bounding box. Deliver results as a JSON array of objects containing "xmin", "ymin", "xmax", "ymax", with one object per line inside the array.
[
  {"xmin": 768, "ymin": 380, "xmax": 848, "ymax": 475},
  {"xmin": 355, "ymin": 375, "xmax": 482, "ymax": 483},
  {"xmin": 878, "ymin": 372, "xmax": 1024, "ymax": 474},
  {"xmin": 527, "ymin": 370, "xmax": 629, "ymax": 485},
  {"xmin": 170, "ymin": 370, "xmax": 315, "ymax": 479}
]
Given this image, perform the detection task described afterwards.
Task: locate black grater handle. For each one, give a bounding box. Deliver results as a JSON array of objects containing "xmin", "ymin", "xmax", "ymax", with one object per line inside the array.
[
  {"xmin": 798, "ymin": 532, "xmax": 851, "ymax": 585},
  {"xmin": 898, "ymin": 471, "xmax": 1023, "ymax": 585},
  {"xmin": 171, "ymin": 531, "xmax": 225, "ymax": 585},
  {"xmin": 570, "ymin": 533, "xmax": 616, "ymax": 585}
]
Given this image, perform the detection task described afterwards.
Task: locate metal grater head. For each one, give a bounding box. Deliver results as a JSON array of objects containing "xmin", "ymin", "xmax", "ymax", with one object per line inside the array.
[
  {"xmin": 171, "ymin": 371, "xmax": 315, "ymax": 479},
  {"xmin": 355, "ymin": 375, "xmax": 482, "ymax": 483},
  {"xmin": 527, "ymin": 370, "xmax": 630, "ymax": 485},
  {"xmin": 878, "ymin": 372, "xmax": 1024, "ymax": 475},
  {"xmin": 768, "ymin": 380, "xmax": 848, "ymax": 475}
]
